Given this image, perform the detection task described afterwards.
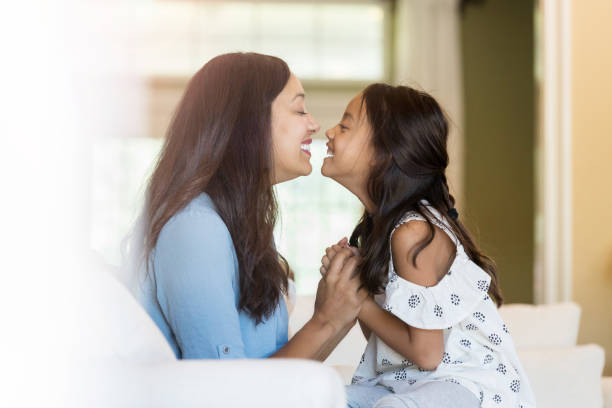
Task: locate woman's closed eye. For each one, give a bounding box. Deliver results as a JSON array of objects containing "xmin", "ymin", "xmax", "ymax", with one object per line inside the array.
[{"xmin": 339, "ymin": 123, "xmax": 348, "ymax": 131}]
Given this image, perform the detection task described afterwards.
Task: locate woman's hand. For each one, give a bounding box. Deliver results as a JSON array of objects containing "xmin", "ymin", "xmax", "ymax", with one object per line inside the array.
[
  {"xmin": 272, "ymin": 239, "xmax": 367, "ymax": 360},
  {"xmin": 314, "ymin": 244, "xmax": 368, "ymax": 333}
]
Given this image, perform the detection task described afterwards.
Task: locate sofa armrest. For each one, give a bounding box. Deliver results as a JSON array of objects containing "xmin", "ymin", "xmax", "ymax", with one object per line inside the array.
[
  {"xmin": 77, "ymin": 358, "xmax": 346, "ymax": 408},
  {"xmin": 603, "ymin": 377, "xmax": 612, "ymax": 408}
]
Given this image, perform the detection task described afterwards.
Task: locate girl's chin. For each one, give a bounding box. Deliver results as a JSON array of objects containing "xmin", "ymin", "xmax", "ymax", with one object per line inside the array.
[
  {"xmin": 320, "ymin": 164, "xmax": 335, "ymax": 179},
  {"xmin": 320, "ymin": 161, "xmax": 330, "ymax": 177},
  {"xmin": 321, "ymin": 167, "xmax": 337, "ymax": 181}
]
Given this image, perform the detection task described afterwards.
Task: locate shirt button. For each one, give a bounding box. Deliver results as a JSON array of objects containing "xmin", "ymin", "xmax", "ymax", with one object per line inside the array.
[{"xmin": 223, "ymin": 346, "xmax": 230, "ymax": 355}]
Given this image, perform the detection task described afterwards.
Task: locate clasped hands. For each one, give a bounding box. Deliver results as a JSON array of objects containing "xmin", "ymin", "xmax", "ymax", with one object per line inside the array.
[{"xmin": 313, "ymin": 237, "xmax": 370, "ymax": 334}]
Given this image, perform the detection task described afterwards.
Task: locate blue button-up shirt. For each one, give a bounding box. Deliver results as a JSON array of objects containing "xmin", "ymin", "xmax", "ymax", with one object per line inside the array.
[{"xmin": 135, "ymin": 193, "xmax": 288, "ymax": 359}]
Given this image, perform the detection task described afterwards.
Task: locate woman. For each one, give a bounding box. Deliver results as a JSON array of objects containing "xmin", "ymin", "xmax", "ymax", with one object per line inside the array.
[{"xmin": 130, "ymin": 52, "xmax": 367, "ymax": 360}]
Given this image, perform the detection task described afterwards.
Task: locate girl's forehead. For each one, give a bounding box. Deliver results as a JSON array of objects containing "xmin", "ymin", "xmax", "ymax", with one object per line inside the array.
[
  {"xmin": 347, "ymin": 93, "xmax": 363, "ymax": 111},
  {"xmin": 346, "ymin": 93, "xmax": 366, "ymax": 122}
]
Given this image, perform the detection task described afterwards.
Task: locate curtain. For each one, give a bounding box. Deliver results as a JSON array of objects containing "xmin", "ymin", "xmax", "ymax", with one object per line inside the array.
[{"xmin": 394, "ymin": 0, "xmax": 464, "ymax": 209}]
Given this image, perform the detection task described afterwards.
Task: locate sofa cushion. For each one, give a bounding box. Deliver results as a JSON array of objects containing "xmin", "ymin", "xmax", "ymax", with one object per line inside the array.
[
  {"xmin": 499, "ymin": 302, "xmax": 581, "ymax": 349},
  {"xmin": 519, "ymin": 344, "xmax": 604, "ymax": 408}
]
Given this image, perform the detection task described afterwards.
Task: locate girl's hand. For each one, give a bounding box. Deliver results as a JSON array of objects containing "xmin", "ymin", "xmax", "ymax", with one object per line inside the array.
[
  {"xmin": 320, "ymin": 237, "xmax": 357, "ymax": 276},
  {"xmin": 314, "ymin": 247, "xmax": 368, "ymax": 333}
]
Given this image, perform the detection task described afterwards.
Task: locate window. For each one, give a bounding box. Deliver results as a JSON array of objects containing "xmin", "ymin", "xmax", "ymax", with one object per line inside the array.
[
  {"xmin": 128, "ymin": 1, "xmax": 387, "ymax": 80},
  {"xmin": 91, "ymin": 1, "xmax": 389, "ymax": 295}
]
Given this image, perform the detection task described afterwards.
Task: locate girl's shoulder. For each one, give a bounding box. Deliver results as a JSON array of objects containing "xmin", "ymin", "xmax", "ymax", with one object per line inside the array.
[{"xmin": 391, "ymin": 202, "xmax": 458, "ymax": 246}]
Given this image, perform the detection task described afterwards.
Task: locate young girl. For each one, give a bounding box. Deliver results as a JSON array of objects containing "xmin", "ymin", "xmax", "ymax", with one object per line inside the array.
[{"xmin": 320, "ymin": 84, "xmax": 536, "ymax": 408}]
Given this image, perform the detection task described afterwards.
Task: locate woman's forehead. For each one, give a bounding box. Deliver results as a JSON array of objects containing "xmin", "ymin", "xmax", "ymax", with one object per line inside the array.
[{"xmin": 283, "ymin": 74, "xmax": 304, "ymax": 98}]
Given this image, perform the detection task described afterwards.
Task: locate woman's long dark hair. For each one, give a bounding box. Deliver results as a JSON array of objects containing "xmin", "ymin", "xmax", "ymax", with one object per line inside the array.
[
  {"xmin": 349, "ymin": 84, "xmax": 503, "ymax": 307},
  {"xmin": 142, "ymin": 53, "xmax": 291, "ymax": 324}
]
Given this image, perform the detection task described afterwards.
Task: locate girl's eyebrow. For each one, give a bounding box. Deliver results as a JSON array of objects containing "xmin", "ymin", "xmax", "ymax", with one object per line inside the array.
[
  {"xmin": 292, "ymin": 93, "xmax": 305, "ymax": 102},
  {"xmin": 342, "ymin": 112, "xmax": 354, "ymax": 121}
]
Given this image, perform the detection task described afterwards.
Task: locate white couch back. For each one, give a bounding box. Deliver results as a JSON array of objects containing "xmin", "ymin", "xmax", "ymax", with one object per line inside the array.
[
  {"xmin": 80, "ymin": 264, "xmax": 176, "ymax": 363},
  {"xmin": 499, "ymin": 302, "xmax": 581, "ymax": 349},
  {"xmin": 290, "ymin": 297, "xmax": 585, "ymax": 366}
]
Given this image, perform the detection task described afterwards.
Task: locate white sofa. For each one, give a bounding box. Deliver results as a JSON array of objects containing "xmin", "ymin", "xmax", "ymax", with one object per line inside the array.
[
  {"xmin": 75, "ymin": 268, "xmax": 346, "ymax": 408},
  {"xmin": 289, "ymin": 296, "xmax": 612, "ymax": 408},
  {"xmin": 81, "ymin": 265, "xmax": 611, "ymax": 407}
]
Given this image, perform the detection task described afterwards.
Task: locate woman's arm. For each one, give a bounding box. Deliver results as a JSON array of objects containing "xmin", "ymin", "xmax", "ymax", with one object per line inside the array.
[
  {"xmin": 313, "ymin": 319, "xmax": 356, "ymax": 361},
  {"xmin": 272, "ymin": 248, "xmax": 367, "ymax": 360},
  {"xmin": 270, "ymin": 315, "xmax": 343, "ymax": 360}
]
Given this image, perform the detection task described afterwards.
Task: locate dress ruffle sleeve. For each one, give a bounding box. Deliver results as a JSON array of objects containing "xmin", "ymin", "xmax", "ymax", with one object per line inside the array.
[{"xmin": 385, "ymin": 251, "xmax": 492, "ymax": 330}]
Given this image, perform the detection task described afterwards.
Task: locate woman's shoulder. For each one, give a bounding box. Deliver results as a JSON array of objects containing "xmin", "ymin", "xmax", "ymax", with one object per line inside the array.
[
  {"xmin": 153, "ymin": 193, "xmax": 238, "ymax": 283},
  {"xmin": 159, "ymin": 192, "xmax": 231, "ymax": 246},
  {"xmin": 181, "ymin": 192, "xmax": 220, "ymax": 217}
]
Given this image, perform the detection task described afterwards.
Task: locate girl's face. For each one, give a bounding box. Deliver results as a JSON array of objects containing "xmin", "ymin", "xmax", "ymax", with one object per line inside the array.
[
  {"xmin": 321, "ymin": 93, "xmax": 375, "ymax": 192},
  {"xmin": 271, "ymin": 73, "xmax": 320, "ymax": 184}
]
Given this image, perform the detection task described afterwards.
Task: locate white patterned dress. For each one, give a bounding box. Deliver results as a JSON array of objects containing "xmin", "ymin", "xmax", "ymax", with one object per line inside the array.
[{"xmin": 351, "ymin": 207, "xmax": 536, "ymax": 408}]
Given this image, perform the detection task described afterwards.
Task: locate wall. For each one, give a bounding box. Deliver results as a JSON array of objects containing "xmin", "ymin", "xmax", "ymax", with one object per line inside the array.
[
  {"xmin": 461, "ymin": 0, "xmax": 535, "ymax": 303},
  {"xmin": 571, "ymin": 0, "xmax": 612, "ymax": 376}
]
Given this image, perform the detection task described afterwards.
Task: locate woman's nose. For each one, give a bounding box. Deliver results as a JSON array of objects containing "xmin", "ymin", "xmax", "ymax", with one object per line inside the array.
[
  {"xmin": 325, "ymin": 127, "xmax": 334, "ymax": 140},
  {"xmin": 309, "ymin": 116, "xmax": 321, "ymax": 134}
]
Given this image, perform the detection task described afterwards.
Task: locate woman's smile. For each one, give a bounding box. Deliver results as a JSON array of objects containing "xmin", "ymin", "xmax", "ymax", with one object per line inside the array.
[{"xmin": 300, "ymin": 138, "xmax": 312, "ymax": 157}]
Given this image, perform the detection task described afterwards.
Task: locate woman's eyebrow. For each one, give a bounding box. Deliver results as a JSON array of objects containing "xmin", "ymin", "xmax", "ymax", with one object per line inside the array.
[{"xmin": 292, "ymin": 93, "xmax": 305, "ymax": 102}]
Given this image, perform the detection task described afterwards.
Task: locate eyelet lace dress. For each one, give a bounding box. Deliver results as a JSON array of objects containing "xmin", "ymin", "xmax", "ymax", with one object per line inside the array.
[{"xmin": 350, "ymin": 206, "xmax": 536, "ymax": 408}]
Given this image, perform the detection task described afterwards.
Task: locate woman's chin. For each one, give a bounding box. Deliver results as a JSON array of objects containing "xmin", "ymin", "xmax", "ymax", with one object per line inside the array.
[{"xmin": 299, "ymin": 161, "xmax": 312, "ymax": 176}]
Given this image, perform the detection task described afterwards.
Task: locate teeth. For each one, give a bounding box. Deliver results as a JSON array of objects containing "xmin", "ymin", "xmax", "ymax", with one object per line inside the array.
[
  {"xmin": 325, "ymin": 152, "xmax": 334, "ymax": 158},
  {"xmin": 301, "ymin": 144, "xmax": 310, "ymax": 152}
]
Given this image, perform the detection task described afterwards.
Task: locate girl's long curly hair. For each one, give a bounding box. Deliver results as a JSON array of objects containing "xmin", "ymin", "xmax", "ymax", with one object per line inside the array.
[{"xmin": 349, "ymin": 84, "xmax": 503, "ymax": 307}]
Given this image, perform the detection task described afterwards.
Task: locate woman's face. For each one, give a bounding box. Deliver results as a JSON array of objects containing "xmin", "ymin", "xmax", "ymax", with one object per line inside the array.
[
  {"xmin": 321, "ymin": 93, "xmax": 375, "ymax": 192},
  {"xmin": 271, "ymin": 73, "xmax": 320, "ymax": 184}
]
